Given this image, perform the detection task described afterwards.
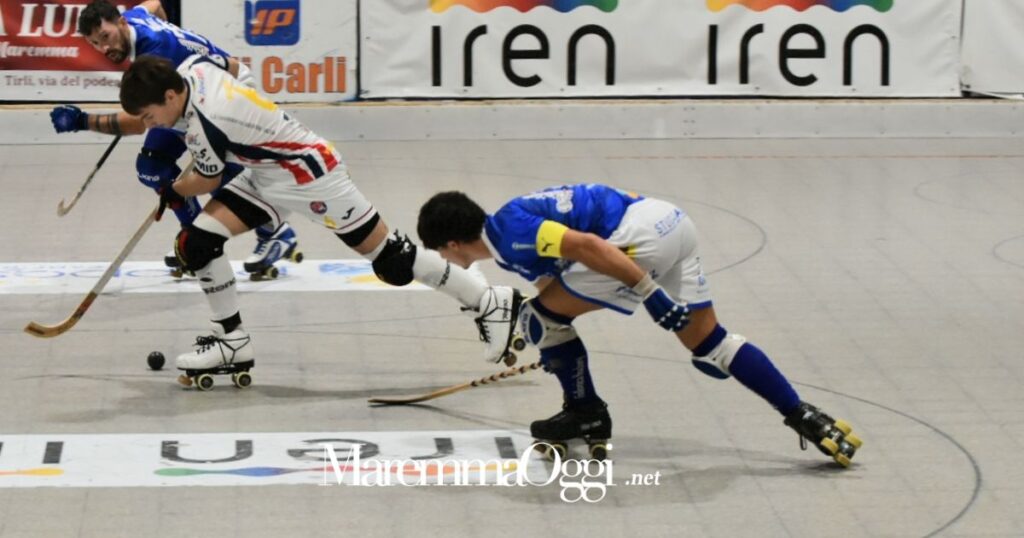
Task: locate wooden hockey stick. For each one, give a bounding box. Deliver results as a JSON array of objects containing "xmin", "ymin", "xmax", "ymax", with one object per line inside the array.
[
  {"xmin": 57, "ymin": 135, "xmax": 121, "ymax": 216},
  {"xmin": 368, "ymin": 361, "xmax": 542, "ymax": 406},
  {"xmin": 26, "ymin": 159, "xmax": 194, "ymax": 338}
]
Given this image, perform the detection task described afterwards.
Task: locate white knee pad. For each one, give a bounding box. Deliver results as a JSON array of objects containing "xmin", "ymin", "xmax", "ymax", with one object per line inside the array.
[
  {"xmin": 691, "ymin": 333, "xmax": 747, "ymax": 379},
  {"xmin": 518, "ymin": 300, "xmax": 578, "ymax": 350}
]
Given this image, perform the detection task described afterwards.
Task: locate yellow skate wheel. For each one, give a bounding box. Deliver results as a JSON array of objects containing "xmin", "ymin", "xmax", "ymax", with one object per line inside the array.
[
  {"xmin": 834, "ymin": 419, "xmax": 852, "ymax": 436},
  {"xmin": 845, "ymin": 433, "xmax": 863, "ymax": 449},
  {"xmin": 819, "ymin": 437, "xmax": 839, "ymax": 455},
  {"xmin": 232, "ymin": 372, "xmax": 253, "ymax": 389},
  {"xmin": 291, "ymin": 251, "xmax": 304, "ymax": 263},
  {"xmin": 534, "ymin": 442, "xmax": 566, "ymax": 461},
  {"xmin": 511, "ymin": 335, "xmax": 527, "ymax": 352},
  {"xmin": 833, "ymin": 453, "xmax": 851, "ymax": 468},
  {"xmin": 196, "ymin": 374, "xmax": 215, "ymax": 391}
]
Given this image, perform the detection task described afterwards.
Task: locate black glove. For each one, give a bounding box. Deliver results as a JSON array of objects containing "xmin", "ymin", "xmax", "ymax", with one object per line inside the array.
[{"xmin": 156, "ymin": 183, "xmax": 186, "ymax": 222}]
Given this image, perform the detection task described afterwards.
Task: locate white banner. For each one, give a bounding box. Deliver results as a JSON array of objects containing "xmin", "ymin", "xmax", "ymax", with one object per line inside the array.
[
  {"xmin": 181, "ymin": 0, "xmax": 356, "ymax": 102},
  {"xmin": 961, "ymin": 0, "xmax": 1024, "ymax": 94},
  {"xmin": 362, "ymin": 0, "xmax": 961, "ymax": 98}
]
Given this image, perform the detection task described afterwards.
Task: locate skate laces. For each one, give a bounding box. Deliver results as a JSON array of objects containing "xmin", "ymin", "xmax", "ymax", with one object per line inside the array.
[{"xmin": 193, "ymin": 335, "xmax": 220, "ymax": 353}]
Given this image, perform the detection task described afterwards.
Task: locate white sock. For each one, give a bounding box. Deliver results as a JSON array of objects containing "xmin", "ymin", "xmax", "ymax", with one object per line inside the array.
[
  {"xmin": 196, "ymin": 255, "xmax": 239, "ymax": 321},
  {"xmin": 412, "ymin": 247, "xmax": 488, "ymax": 307}
]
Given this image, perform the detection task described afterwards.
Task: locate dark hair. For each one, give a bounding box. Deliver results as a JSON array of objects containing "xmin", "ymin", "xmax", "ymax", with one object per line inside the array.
[
  {"xmin": 120, "ymin": 55, "xmax": 185, "ymax": 115},
  {"xmin": 417, "ymin": 191, "xmax": 487, "ymax": 249},
  {"xmin": 78, "ymin": 0, "xmax": 121, "ymax": 36}
]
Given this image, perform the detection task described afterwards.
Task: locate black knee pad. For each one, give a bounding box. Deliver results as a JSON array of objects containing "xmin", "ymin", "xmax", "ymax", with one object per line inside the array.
[
  {"xmin": 371, "ymin": 233, "xmax": 416, "ymax": 286},
  {"xmin": 175, "ymin": 226, "xmax": 227, "ymax": 272}
]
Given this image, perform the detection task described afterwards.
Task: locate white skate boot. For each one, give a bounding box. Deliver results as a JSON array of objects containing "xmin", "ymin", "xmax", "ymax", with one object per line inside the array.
[
  {"xmin": 243, "ymin": 222, "xmax": 303, "ymax": 281},
  {"xmin": 470, "ymin": 286, "xmax": 526, "ymax": 365},
  {"xmin": 176, "ymin": 324, "xmax": 255, "ymax": 391}
]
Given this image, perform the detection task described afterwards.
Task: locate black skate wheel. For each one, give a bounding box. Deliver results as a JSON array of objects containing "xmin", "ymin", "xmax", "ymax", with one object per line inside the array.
[
  {"xmin": 844, "ymin": 433, "xmax": 863, "ymax": 449},
  {"xmin": 196, "ymin": 374, "xmax": 215, "ymax": 391},
  {"xmin": 588, "ymin": 442, "xmax": 609, "ymax": 461},
  {"xmin": 292, "ymin": 251, "xmax": 304, "ymax": 263},
  {"xmin": 232, "ymin": 372, "xmax": 252, "ymax": 389},
  {"xmin": 511, "ymin": 335, "xmax": 526, "ymax": 351}
]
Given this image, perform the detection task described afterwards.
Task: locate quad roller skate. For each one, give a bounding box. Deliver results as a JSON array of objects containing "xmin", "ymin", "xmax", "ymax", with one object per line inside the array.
[
  {"xmin": 176, "ymin": 325, "xmax": 255, "ymax": 391},
  {"xmin": 471, "ymin": 286, "xmax": 525, "ymax": 364},
  {"xmin": 784, "ymin": 401, "xmax": 863, "ymax": 467},
  {"xmin": 531, "ymin": 400, "xmax": 612, "ymax": 461},
  {"xmin": 501, "ymin": 334, "xmax": 528, "ymax": 366},
  {"xmin": 243, "ymin": 223, "xmax": 303, "ymax": 281}
]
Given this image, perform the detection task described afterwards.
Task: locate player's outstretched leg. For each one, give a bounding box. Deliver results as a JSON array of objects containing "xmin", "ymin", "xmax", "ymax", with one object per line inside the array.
[
  {"xmin": 531, "ymin": 400, "xmax": 612, "ymax": 461},
  {"xmin": 244, "ymin": 222, "xmax": 303, "ymax": 280},
  {"xmin": 783, "ymin": 401, "xmax": 863, "ymax": 467}
]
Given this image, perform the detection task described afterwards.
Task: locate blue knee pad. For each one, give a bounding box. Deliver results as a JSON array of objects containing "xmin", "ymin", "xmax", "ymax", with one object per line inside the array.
[{"xmin": 137, "ymin": 129, "xmax": 200, "ymax": 225}]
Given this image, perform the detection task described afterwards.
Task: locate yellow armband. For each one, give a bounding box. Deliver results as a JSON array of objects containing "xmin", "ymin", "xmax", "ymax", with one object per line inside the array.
[{"xmin": 535, "ymin": 220, "xmax": 569, "ymax": 258}]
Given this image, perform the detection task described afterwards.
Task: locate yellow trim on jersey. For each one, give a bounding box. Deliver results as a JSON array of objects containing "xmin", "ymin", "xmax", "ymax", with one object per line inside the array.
[
  {"xmin": 222, "ymin": 81, "xmax": 277, "ymax": 111},
  {"xmin": 536, "ymin": 220, "xmax": 569, "ymax": 258}
]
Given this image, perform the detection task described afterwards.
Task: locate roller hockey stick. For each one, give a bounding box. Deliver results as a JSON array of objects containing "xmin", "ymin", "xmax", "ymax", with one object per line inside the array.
[
  {"xmin": 57, "ymin": 135, "xmax": 121, "ymax": 216},
  {"xmin": 25, "ymin": 159, "xmax": 194, "ymax": 338},
  {"xmin": 368, "ymin": 361, "xmax": 542, "ymax": 406}
]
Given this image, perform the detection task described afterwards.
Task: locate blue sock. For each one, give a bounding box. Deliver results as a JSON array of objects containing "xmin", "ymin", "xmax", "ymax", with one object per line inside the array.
[
  {"xmin": 728, "ymin": 342, "xmax": 801, "ymax": 415},
  {"xmin": 542, "ymin": 338, "xmax": 600, "ymax": 406}
]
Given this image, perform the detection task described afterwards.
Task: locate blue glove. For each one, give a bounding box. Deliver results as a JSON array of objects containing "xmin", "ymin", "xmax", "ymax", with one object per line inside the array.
[
  {"xmin": 634, "ymin": 275, "xmax": 690, "ymax": 332},
  {"xmin": 50, "ymin": 105, "xmax": 89, "ymax": 133}
]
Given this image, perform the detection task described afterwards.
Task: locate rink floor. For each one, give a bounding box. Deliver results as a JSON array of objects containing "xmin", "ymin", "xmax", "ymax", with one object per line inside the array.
[{"xmin": 1, "ymin": 135, "xmax": 1022, "ymax": 537}]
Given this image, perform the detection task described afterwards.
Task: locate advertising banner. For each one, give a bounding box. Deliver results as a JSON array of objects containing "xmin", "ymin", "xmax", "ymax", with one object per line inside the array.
[
  {"xmin": 181, "ymin": 0, "xmax": 356, "ymax": 102},
  {"xmin": 361, "ymin": 0, "xmax": 961, "ymax": 98},
  {"xmin": 961, "ymin": 0, "xmax": 1024, "ymax": 95},
  {"xmin": 0, "ymin": 0, "xmax": 136, "ymax": 101}
]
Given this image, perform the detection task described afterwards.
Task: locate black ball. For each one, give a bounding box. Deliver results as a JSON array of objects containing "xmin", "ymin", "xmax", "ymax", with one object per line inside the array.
[{"xmin": 147, "ymin": 351, "xmax": 165, "ymax": 371}]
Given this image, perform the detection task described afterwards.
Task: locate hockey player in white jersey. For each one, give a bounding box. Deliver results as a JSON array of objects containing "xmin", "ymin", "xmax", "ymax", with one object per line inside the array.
[
  {"xmin": 118, "ymin": 55, "xmax": 522, "ymax": 387},
  {"xmin": 49, "ymin": 0, "xmax": 300, "ymax": 279}
]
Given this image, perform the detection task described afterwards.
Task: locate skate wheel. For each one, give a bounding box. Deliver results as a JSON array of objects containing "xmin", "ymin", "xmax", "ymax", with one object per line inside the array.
[
  {"xmin": 291, "ymin": 251, "xmax": 304, "ymax": 263},
  {"xmin": 819, "ymin": 437, "xmax": 839, "ymax": 456},
  {"xmin": 833, "ymin": 452, "xmax": 851, "ymax": 468},
  {"xmin": 589, "ymin": 442, "xmax": 609, "ymax": 461},
  {"xmin": 511, "ymin": 335, "xmax": 526, "ymax": 352},
  {"xmin": 265, "ymin": 266, "xmax": 279, "ymax": 279},
  {"xmin": 177, "ymin": 374, "xmax": 193, "ymax": 387},
  {"xmin": 169, "ymin": 269, "xmax": 183, "ymax": 279},
  {"xmin": 534, "ymin": 442, "xmax": 567, "ymax": 461},
  {"xmin": 844, "ymin": 433, "xmax": 863, "ymax": 449},
  {"xmin": 502, "ymin": 352, "xmax": 517, "ymax": 367},
  {"xmin": 232, "ymin": 371, "xmax": 252, "ymax": 389},
  {"xmin": 196, "ymin": 374, "xmax": 215, "ymax": 391},
  {"xmin": 834, "ymin": 419, "xmax": 852, "ymax": 436}
]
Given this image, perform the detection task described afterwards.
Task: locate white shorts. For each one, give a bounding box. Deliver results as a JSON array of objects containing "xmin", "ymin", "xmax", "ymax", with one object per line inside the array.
[
  {"xmin": 559, "ymin": 198, "xmax": 712, "ymax": 314},
  {"xmin": 221, "ymin": 163, "xmax": 378, "ymax": 237}
]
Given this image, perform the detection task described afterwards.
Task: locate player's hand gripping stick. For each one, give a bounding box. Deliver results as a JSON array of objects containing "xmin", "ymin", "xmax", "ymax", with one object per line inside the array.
[{"xmin": 634, "ymin": 274, "xmax": 690, "ymax": 332}]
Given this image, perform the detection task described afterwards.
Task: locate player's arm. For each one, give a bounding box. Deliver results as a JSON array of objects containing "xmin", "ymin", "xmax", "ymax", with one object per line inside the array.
[
  {"xmin": 50, "ymin": 106, "xmax": 146, "ymax": 136},
  {"xmin": 557, "ymin": 227, "xmax": 646, "ymax": 287},
  {"xmin": 139, "ymin": 0, "xmax": 168, "ymax": 20}
]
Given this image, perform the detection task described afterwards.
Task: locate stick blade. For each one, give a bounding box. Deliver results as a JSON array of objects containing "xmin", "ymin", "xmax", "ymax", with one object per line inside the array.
[
  {"xmin": 24, "ymin": 320, "xmax": 68, "ymax": 338},
  {"xmin": 56, "ymin": 199, "xmax": 71, "ymax": 216}
]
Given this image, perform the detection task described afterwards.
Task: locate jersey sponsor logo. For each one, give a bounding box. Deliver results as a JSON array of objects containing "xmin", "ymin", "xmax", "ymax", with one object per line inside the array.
[
  {"xmin": 524, "ymin": 189, "xmax": 574, "ymax": 213},
  {"xmin": 244, "ymin": 0, "xmax": 300, "ymax": 46},
  {"xmin": 538, "ymin": 239, "xmax": 555, "ymax": 254},
  {"xmin": 511, "ymin": 242, "xmax": 535, "ymax": 251},
  {"xmin": 194, "ymin": 158, "xmax": 219, "ymax": 175},
  {"xmin": 654, "ymin": 209, "xmax": 684, "ymax": 237},
  {"xmin": 310, "ymin": 201, "xmax": 328, "ymax": 215}
]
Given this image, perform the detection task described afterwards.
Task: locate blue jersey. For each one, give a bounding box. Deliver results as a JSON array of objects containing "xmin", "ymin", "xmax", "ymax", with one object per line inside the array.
[
  {"xmin": 484, "ymin": 184, "xmax": 644, "ymax": 281},
  {"xmin": 125, "ymin": 6, "xmax": 229, "ymax": 66}
]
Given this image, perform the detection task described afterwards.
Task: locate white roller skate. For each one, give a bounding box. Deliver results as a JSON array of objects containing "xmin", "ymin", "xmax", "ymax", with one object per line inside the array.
[
  {"xmin": 243, "ymin": 222, "xmax": 303, "ymax": 281},
  {"xmin": 469, "ymin": 286, "xmax": 526, "ymax": 365},
  {"xmin": 176, "ymin": 324, "xmax": 255, "ymax": 391}
]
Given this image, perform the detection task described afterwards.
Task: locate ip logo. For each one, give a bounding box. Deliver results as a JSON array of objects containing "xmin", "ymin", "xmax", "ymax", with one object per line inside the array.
[{"xmin": 244, "ymin": 0, "xmax": 300, "ymax": 46}]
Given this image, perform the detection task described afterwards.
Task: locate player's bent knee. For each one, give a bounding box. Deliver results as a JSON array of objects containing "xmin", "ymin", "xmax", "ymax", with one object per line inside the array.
[
  {"xmin": 174, "ymin": 226, "xmax": 227, "ymax": 272},
  {"xmin": 691, "ymin": 327, "xmax": 746, "ymax": 380},
  {"xmin": 371, "ymin": 232, "xmax": 416, "ymax": 286},
  {"xmin": 519, "ymin": 299, "xmax": 578, "ymax": 351}
]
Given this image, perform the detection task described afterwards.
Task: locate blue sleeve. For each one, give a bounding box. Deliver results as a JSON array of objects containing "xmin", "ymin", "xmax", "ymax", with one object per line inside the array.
[{"xmin": 489, "ymin": 206, "xmax": 546, "ymax": 266}]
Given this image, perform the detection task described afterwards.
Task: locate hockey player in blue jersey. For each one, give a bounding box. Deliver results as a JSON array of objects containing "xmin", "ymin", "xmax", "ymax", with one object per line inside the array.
[
  {"xmin": 417, "ymin": 184, "xmax": 864, "ymax": 466},
  {"xmin": 48, "ymin": 0, "xmax": 301, "ymax": 279}
]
